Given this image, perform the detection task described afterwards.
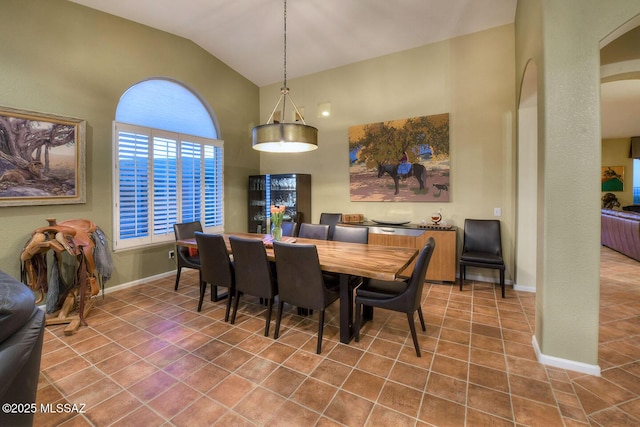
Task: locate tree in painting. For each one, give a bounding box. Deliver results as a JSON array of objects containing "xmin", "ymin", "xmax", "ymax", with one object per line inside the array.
[{"xmin": 0, "ymin": 114, "xmax": 77, "ymax": 198}]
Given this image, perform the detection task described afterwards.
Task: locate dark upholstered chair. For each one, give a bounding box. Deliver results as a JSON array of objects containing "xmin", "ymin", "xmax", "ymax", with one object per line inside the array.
[
  {"xmin": 459, "ymin": 219, "xmax": 506, "ymax": 298},
  {"xmin": 273, "ymin": 241, "xmax": 340, "ymax": 354},
  {"xmin": 194, "ymin": 232, "xmax": 234, "ymax": 319},
  {"xmin": 229, "ymin": 236, "xmax": 278, "ymax": 336},
  {"xmin": 281, "ymin": 221, "xmax": 298, "ymax": 237},
  {"xmin": 332, "ymin": 225, "xmax": 369, "ymax": 244},
  {"xmin": 354, "ymin": 237, "xmax": 435, "ymax": 357},
  {"xmin": 298, "ymin": 223, "xmax": 330, "ymax": 240},
  {"xmin": 173, "ymin": 221, "xmax": 202, "ymax": 291},
  {"xmin": 0, "ymin": 271, "xmax": 45, "ymax": 427},
  {"xmin": 319, "ymin": 213, "xmax": 343, "ymax": 240}
]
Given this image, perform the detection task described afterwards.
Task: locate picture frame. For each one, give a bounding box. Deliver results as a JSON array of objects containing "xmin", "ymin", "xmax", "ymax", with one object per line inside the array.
[
  {"xmin": 601, "ymin": 165, "xmax": 624, "ymax": 192},
  {"xmin": 0, "ymin": 106, "xmax": 86, "ymax": 206},
  {"xmin": 349, "ymin": 113, "xmax": 450, "ymax": 202}
]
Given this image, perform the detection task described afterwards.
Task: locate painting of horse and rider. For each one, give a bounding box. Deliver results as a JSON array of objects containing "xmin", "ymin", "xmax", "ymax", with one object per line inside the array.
[{"xmin": 349, "ymin": 113, "xmax": 450, "ymax": 202}]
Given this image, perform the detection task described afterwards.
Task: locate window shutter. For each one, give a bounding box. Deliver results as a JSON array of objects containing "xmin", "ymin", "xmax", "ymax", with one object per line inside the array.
[{"xmin": 116, "ymin": 127, "xmax": 150, "ymax": 247}]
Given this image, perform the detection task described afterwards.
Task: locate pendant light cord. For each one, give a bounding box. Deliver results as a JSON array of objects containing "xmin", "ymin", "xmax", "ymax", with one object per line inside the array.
[{"xmin": 283, "ymin": 0, "xmax": 287, "ymax": 90}]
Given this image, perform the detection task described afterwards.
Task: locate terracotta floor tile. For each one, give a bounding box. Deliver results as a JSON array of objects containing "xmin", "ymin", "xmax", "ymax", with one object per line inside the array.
[
  {"xmin": 207, "ymin": 373, "xmax": 255, "ymax": 408},
  {"xmin": 291, "ymin": 378, "xmax": 338, "ymax": 413},
  {"xmin": 259, "ymin": 341, "xmax": 297, "ymax": 363},
  {"xmin": 342, "ymin": 369, "xmax": 385, "ymax": 402},
  {"xmin": 467, "ymin": 383, "xmax": 513, "ymax": 419},
  {"xmin": 261, "ymin": 366, "xmax": 306, "ymax": 397},
  {"xmin": 509, "ymin": 373, "xmax": 557, "ymax": 405},
  {"xmin": 234, "ymin": 387, "xmax": 287, "ymax": 425},
  {"xmin": 236, "ymin": 355, "xmax": 279, "ymax": 383},
  {"xmin": 311, "ymin": 359, "xmax": 352, "ymax": 387},
  {"xmin": 388, "ymin": 361, "xmax": 428, "ymax": 390},
  {"xmin": 366, "ymin": 405, "xmax": 416, "ymax": 426},
  {"xmin": 469, "ymin": 363, "xmax": 510, "ymax": 393},
  {"xmin": 430, "ymin": 354, "xmax": 468, "ymax": 381},
  {"xmin": 127, "ymin": 370, "xmax": 178, "ymax": 402},
  {"xmin": 267, "ymin": 400, "xmax": 321, "ymax": 426},
  {"xmin": 418, "ymin": 393, "xmax": 466, "ymax": 426},
  {"xmin": 213, "ymin": 347, "xmax": 254, "ymax": 371},
  {"xmin": 147, "ymin": 382, "xmax": 201, "ymax": 419},
  {"xmin": 324, "ymin": 390, "xmax": 374, "ymax": 426},
  {"xmin": 377, "ymin": 380, "xmax": 423, "ymax": 417},
  {"xmin": 183, "ymin": 363, "xmax": 230, "ymax": 393},
  {"xmin": 425, "ymin": 372, "xmax": 467, "ymax": 404},
  {"xmin": 355, "ymin": 352, "xmax": 394, "ymax": 377},
  {"xmin": 110, "ymin": 359, "xmax": 158, "ymax": 388},
  {"xmin": 83, "ymin": 390, "xmax": 142, "ymax": 426},
  {"xmin": 170, "ymin": 395, "xmax": 226, "ymax": 427},
  {"xmin": 511, "ymin": 395, "xmax": 564, "ymax": 426}
]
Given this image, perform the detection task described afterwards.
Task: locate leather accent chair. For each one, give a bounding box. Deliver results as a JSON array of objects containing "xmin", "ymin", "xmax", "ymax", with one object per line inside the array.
[
  {"xmin": 173, "ymin": 221, "xmax": 202, "ymax": 291},
  {"xmin": 229, "ymin": 236, "xmax": 278, "ymax": 336},
  {"xmin": 273, "ymin": 241, "xmax": 340, "ymax": 354},
  {"xmin": 298, "ymin": 223, "xmax": 330, "ymax": 240},
  {"xmin": 354, "ymin": 238, "xmax": 435, "ymax": 357},
  {"xmin": 0, "ymin": 271, "xmax": 45, "ymax": 427},
  {"xmin": 319, "ymin": 213, "xmax": 343, "ymax": 240},
  {"xmin": 194, "ymin": 232, "xmax": 234, "ymax": 319},
  {"xmin": 459, "ymin": 219, "xmax": 506, "ymax": 298}
]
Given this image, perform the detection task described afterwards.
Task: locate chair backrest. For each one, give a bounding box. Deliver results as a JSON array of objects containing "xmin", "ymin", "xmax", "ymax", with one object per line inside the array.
[
  {"xmin": 174, "ymin": 221, "xmax": 203, "ymax": 258},
  {"xmin": 194, "ymin": 232, "xmax": 233, "ymax": 287},
  {"xmin": 229, "ymin": 236, "xmax": 276, "ymax": 298},
  {"xmin": 319, "ymin": 213, "xmax": 342, "ymax": 239},
  {"xmin": 462, "ymin": 219, "xmax": 502, "ymax": 256},
  {"xmin": 281, "ymin": 222, "xmax": 298, "ymax": 237},
  {"xmin": 298, "ymin": 223, "xmax": 330, "ymax": 240},
  {"xmin": 273, "ymin": 241, "xmax": 328, "ymax": 310},
  {"xmin": 332, "ymin": 225, "xmax": 369, "ymax": 244},
  {"xmin": 406, "ymin": 237, "xmax": 436, "ymax": 310}
]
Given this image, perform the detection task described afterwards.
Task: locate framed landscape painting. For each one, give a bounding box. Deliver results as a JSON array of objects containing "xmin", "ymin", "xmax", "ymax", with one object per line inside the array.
[
  {"xmin": 349, "ymin": 113, "xmax": 450, "ymax": 202},
  {"xmin": 601, "ymin": 166, "xmax": 624, "ymax": 192},
  {"xmin": 0, "ymin": 106, "xmax": 86, "ymax": 206}
]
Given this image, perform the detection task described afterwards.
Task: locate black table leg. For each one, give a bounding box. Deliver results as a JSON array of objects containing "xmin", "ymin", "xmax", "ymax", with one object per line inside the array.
[{"xmin": 339, "ymin": 273, "xmax": 353, "ymax": 344}]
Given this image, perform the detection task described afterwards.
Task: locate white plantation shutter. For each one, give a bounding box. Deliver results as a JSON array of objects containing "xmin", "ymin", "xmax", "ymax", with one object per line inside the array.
[{"xmin": 113, "ymin": 123, "xmax": 223, "ymax": 250}]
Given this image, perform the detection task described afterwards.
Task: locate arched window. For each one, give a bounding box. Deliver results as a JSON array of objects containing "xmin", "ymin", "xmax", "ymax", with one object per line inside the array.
[{"xmin": 113, "ymin": 78, "xmax": 224, "ymax": 250}]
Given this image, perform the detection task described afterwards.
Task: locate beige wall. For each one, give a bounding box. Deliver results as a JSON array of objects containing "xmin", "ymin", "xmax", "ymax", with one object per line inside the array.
[
  {"xmin": 259, "ymin": 24, "xmax": 517, "ymax": 281},
  {"xmin": 516, "ymin": 0, "xmax": 640, "ymax": 366},
  {"xmin": 0, "ymin": 0, "xmax": 260, "ymax": 283},
  {"xmin": 602, "ymin": 138, "xmax": 633, "ymax": 207}
]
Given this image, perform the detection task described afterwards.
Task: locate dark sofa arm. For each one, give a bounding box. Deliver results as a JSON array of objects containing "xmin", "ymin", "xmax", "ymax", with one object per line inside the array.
[{"xmin": 0, "ymin": 273, "xmax": 46, "ymax": 427}]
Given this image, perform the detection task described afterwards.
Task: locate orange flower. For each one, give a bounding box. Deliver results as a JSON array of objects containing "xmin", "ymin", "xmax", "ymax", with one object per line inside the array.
[{"xmin": 270, "ymin": 205, "xmax": 285, "ymax": 227}]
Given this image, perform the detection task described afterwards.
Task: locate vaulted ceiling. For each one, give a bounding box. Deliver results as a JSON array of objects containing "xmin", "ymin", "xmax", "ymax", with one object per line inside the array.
[{"xmin": 69, "ymin": 0, "xmax": 640, "ymax": 138}]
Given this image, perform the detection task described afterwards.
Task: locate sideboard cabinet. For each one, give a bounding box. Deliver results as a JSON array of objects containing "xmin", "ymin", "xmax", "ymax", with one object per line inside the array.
[{"xmin": 367, "ymin": 225, "xmax": 457, "ymax": 282}]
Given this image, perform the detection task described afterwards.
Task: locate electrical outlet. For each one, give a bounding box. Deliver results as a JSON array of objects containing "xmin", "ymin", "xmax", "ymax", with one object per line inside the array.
[
  {"xmin": 168, "ymin": 250, "xmax": 175, "ymax": 260},
  {"xmin": 494, "ymin": 207, "xmax": 502, "ymax": 217}
]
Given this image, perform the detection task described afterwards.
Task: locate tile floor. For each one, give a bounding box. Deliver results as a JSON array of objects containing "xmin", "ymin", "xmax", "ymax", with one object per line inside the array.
[{"xmin": 34, "ymin": 246, "xmax": 640, "ymax": 426}]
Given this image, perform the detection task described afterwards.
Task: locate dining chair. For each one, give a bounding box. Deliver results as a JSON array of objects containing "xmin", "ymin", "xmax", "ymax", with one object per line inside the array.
[
  {"xmin": 228, "ymin": 236, "xmax": 278, "ymax": 336},
  {"xmin": 459, "ymin": 219, "xmax": 506, "ymax": 298},
  {"xmin": 173, "ymin": 221, "xmax": 202, "ymax": 291},
  {"xmin": 332, "ymin": 224, "xmax": 369, "ymax": 244},
  {"xmin": 319, "ymin": 213, "xmax": 343, "ymax": 240},
  {"xmin": 354, "ymin": 237, "xmax": 435, "ymax": 357},
  {"xmin": 331, "ymin": 224, "xmax": 369, "ymax": 287},
  {"xmin": 298, "ymin": 223, "xmax": 330, "ymax": 240},
  {"xmin": 281, "ymin": 221, "xmax": 298, "ymax": 237},
  {"xmin": 273, "ymin": 241, "xmax": 340, "ymax": 354},
  {"xmin": 194, "ymin": 232, "xmax": 234, "ymax": 319}
]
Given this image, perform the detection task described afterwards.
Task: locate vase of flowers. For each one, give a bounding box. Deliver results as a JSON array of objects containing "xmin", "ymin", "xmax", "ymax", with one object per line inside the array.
[{"xmin": 270, "ymin": 205, "xmax": 285, "ymax": 241}]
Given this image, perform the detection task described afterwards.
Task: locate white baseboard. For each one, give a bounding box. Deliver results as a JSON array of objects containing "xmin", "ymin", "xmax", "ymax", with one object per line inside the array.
[
  {"xmin": 532, "ymin": 335, "xmax": 601, "ymax": 376},
  {"xmin": 513, "ymin": 284, "xmax": 536, "ymax": 293},
  {"xmin": 102, "ymin": 270, "xmax": 176, "ymax": 295}
]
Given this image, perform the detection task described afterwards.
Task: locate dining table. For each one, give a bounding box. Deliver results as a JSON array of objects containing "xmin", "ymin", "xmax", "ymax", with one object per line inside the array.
[{"xmin": 177, "ymin": 232, "xmax": 418, "ymax": 344}]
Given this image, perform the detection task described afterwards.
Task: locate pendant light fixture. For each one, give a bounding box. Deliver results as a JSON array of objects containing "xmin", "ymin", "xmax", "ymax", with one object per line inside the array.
[{"xmin": 252, "ymin": 0, "xmax": 318, "ymax": 153}]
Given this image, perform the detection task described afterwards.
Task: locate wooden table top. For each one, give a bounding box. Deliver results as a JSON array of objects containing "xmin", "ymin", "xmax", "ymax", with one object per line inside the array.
[{"xmin": 177, "ymin": 232, "xmax": 418, "ymax": 281}]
